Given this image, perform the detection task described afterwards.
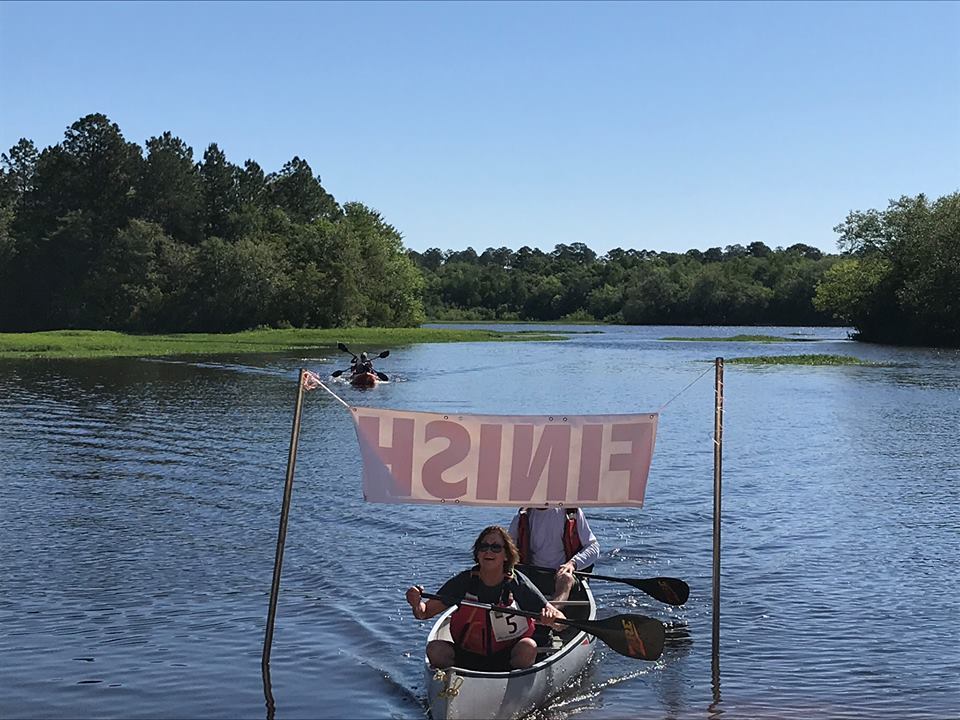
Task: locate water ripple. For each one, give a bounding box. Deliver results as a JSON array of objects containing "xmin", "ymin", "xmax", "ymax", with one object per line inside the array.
[{"xmin": 2, "ymin": 332, "xmax": 959, "ymax": 719}]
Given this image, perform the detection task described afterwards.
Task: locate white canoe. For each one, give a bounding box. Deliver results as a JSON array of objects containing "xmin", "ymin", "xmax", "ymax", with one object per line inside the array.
[{"xmin": 424, "ymin": 579, "xmax": 597, "ymax": 720}]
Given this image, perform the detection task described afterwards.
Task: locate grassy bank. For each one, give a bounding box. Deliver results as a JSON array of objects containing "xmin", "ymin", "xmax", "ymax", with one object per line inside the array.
[{"xmin": 0, "ymin": 327, "xmax": 565, "ymax": 360}]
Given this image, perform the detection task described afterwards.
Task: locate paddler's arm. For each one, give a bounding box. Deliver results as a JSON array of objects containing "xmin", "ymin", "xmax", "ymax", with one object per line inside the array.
[{"xmin": 405, "ymin": 584, "xmax": 447, "ymax": 620}]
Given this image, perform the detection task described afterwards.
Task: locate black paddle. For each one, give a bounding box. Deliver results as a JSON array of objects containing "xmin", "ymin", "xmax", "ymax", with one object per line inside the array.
[
  {"xmin": 337, "ymin": 341, "xmax": 357, "ymax": 360},
  {"xmin": 420, "ymin": 591, "xmax": 665, "ymax": 661},
  {"xmin": 519, "ymin": 564, "xmax": 689, "ymax": 606}
]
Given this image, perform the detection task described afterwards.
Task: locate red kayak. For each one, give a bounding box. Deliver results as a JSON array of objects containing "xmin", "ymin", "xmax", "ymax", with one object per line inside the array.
[{"xmin": 349, "ymin": 371, "xmax": 378, "ymax": 388}]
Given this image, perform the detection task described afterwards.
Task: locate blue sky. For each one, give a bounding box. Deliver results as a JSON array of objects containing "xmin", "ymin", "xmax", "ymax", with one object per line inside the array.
[{"xmin": 1, "ymin": 1, "xmax": 957, "ymax": 255}]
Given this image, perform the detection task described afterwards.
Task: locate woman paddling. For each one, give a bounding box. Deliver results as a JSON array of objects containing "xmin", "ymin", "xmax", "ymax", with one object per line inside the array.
[{"xmin": 406, "ymin": 525, "xmax": 565, "ymax": 672}]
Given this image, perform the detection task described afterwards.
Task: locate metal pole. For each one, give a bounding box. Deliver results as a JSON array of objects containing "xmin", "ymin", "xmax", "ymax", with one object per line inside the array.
[
  {"xmin": 262, "ymin": 369, "xmax": 307, "ymax": 669},
  {"xmin": 711, "ymin": 357, "xmax": 724, "ymax": 657}
]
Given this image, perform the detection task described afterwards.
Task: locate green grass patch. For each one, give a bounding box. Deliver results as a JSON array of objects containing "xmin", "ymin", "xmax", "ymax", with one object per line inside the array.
[
  {"xmin": 726, "ymin": 354, "xmax": 873, "ymax": 366},
  {"xmin": 428, "ymin": 320, "xmax": 605, "ymax": 332},
  {"xmin": 0, "ymin": 327, "xmax": 565, "ymax": 360},
  {"xmin": 663, "ymin": 334, "xmax": 816, "ymax": 343}
]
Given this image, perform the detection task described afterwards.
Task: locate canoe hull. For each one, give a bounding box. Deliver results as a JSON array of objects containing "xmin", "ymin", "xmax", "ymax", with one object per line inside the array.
[{"xmin": 425, "ymin": 581, "xmax": 596, "ymax": 720}]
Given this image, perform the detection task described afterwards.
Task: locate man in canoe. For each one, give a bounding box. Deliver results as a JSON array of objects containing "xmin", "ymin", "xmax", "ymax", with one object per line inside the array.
[
  {"xmin": 508, "ymin": 507, "xmax": 600, "ymax": 604},
  {"xmin": 405, "ymin": 525, "xmax": 566, "ymax": 672}
]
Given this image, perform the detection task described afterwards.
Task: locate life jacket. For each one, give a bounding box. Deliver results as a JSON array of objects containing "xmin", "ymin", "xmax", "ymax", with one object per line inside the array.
[
  {"xmin": 448, "ymin": 570, "xmax": 535, "ymax": 656},
  {"xmin": 516, "ymin": 507, "xmax": 583, "ymax": 565},
  {"xmin": 353, "ymin": 360, "xmax": 374, "ymax": 375}
]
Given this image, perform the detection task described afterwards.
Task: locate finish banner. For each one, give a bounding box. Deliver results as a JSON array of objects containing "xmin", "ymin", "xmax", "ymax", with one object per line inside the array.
[{"xmin": 351, "ymin": 406, "xmax": 658, "ymax": 507}]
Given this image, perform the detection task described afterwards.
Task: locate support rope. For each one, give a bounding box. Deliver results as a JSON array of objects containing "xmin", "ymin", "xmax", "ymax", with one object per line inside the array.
[
  {"xmin": 302, "ymin": 363, "xmax": 715, "ymax": 416},
  {"xmin": 656, "ymin": 363, "xmax": 715, "ymax": 413}
]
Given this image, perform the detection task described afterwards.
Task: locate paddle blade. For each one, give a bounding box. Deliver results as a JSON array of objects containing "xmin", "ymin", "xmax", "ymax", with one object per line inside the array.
[
  {"xmin": 586, "ymin": 614, "xmax": 665, "ymax": 661},
  {"xmin": 331, "ymin": 369, "xmax": 344, "ymax": 378},
  {"xmin": 337, "ymin": 342, "xmax": 354, "ymax": 356},
  {"xmin": 629, "ymin": 577, "xmax": 690, "ymax": 606},
  {"xmin": 376, "ymin": 371, "xmax": 389, "ymax": 381},
  {"xmin": 378, "ymin": 350, "xmax": 390, "ymax": 358}
]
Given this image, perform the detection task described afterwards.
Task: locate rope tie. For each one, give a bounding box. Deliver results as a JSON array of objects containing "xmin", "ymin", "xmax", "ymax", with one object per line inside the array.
[
  {"xmin": 426, "ymin": 668, "xmax": 463, "ymax": 717},
  {"xmin": 301, "ymin": 370, "xmax": 352, "ymax": 410}
]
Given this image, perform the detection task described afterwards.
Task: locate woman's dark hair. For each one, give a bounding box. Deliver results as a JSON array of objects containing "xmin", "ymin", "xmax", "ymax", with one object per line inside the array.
[{"xmin": 472, "ymin": 525, "xmax": 520, "ymax": 575}]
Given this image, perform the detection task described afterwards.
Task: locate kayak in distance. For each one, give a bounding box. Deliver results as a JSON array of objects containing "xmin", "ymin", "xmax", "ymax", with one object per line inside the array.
[
  {"xmin": 349, "ymin": 371, "xmax": 378, "ymax": 388},
  {"xmin": 331, "ymin": 342, "xmax": 390, "ymax": 388}
]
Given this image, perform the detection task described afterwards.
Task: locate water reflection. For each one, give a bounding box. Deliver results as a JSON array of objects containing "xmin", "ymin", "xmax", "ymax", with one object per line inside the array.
[{"xmin": 262, "ymin": 661, "xmax": 276, "ymax": 720}]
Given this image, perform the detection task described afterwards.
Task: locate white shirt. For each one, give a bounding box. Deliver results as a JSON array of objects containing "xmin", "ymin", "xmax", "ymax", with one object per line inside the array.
[{"xmin": 508, "ymin": 507, "xmax": 600, "ymax": 571}]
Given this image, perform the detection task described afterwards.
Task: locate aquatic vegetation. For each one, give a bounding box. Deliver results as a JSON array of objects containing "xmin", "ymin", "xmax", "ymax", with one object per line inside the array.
[
  {"xmin": 663, "ymin": 334, "xmax": 817, "ymax": 343},
  {"xmin": 726, "ymin": 354, "xmax": 873, "ymax": 366},
  {"xmin": 0, "ymin": 327, "xmax": 564, "ymax": 360}
]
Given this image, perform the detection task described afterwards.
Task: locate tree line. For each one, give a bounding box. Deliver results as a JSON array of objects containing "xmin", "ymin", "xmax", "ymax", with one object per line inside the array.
[
  {"xmin": 410, "ymin": 190, "xmax": 958, "ymax": 347},
  {"xmin": 409, "ymin": 241, "xmax": 837, "ymax": 326},
  {"xmin": 1, "ymin": 114, "xmax": 956, "ymax": 346},
  {"xmin": 0, "ymin": 114, "xmax": 424, "ymax": 332}
]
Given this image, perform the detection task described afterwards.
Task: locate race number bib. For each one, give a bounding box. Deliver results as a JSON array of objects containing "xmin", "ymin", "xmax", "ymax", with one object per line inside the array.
[{"xmin": 490, "ymin": 606, "xmax": 528, "ymax": 642}]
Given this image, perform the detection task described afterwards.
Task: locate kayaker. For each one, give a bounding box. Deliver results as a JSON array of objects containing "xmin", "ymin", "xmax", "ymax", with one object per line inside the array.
[
  {"xmin": 405, "ymin": 525, "xmax": 566, "ymax": 672},
  {"xmin": 352, "ymin": 352, "xmax": 374, "ymax": 376},
  {"xmin": 508, "ymin": 507, "xmax": 600, "ymax": 604}
]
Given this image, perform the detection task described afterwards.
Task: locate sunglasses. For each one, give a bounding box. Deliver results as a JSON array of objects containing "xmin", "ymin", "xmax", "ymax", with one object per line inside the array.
[{"xmin": 477, "ymin": 542, "xmax": 504, "ymax": 553}]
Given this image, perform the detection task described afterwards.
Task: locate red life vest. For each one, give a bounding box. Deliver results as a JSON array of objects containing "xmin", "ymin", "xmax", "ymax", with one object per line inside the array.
[
  {"xmin": 516, "ymin": 508, "xmax": 583, "ymax": 566},
  {"xmin": 448, "ymin": 571, "xmax": 535, "ymax": 656}
]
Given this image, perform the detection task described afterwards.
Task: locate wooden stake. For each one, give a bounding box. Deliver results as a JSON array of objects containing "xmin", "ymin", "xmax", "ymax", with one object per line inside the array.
[{"xmin": 711, "ymin": 357, "xmax": 724, "ymax": 657}]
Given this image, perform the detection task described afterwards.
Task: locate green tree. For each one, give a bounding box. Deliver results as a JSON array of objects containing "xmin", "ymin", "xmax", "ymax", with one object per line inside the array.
[
  {"xmin": 895, "ymin": 193, "xmax": 960, "ymax": 345},
  {"xmin": 0, "ymin": 140, "xmax": 36, "ymax": 321},
  {"xmin": 81, "ymin": 219, "xmax": 201, "ymax": 331},
  {"xmin": 621, "ymin": 261, "xmax": 690, "ymax": 324},
  {"xmin": 237, "ymin": 159, "xmax": 268, "ymax": 210},
  {"xmin": 814, "ymin": 257, "xmax": 892, "ymax": 330},
  {"xmin": 819, "ymin": 192, "xmax": 960, "ymax": 345},
  {"xmin": 53, "ymin": 114, "xmax": 142, "ymax": 235},
  {"xmin": 139, "ymin": 132, "xmax": 203, "ymax": 244},
  {"xmin": 199, "ymin": 143, "xmax": 239, "ymax": 240},
  {"xmin": 269, "ymin": 156, "xmax": 340, "ymax": 224},
  {"xmin": 195, "ymin": 235, "xmax": 285, "ymax": 331},
  {"xmin": 747, "ymin": 241, "xmax": 772, "ymax": 258},
  {"xmin": 586, "ymin": 283, "xmax": 624, "ymax": 322},
  {"xmin": 0, "ymin": 138, "xmax": 39, "ymax": 204},
  {"xmin": 687, "ymin": 261, "xmax": 773, "ymax": 324}
]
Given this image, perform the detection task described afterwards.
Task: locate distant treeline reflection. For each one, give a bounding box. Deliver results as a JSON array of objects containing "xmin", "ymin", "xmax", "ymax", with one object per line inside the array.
[{"xmin": 1, "ymin": 114, "xmax": 956, "ymax": 347}]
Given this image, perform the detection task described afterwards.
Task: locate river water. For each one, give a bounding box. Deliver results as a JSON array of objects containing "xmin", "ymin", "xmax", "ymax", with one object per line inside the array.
[{"xmin": 1, "ymin": 325, "xmax": 958, "ymax": 720}]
